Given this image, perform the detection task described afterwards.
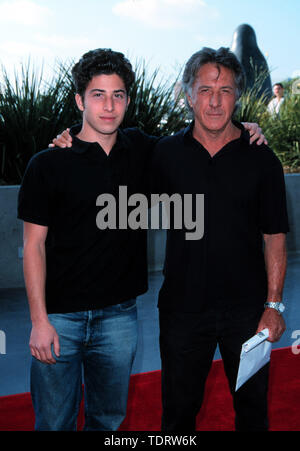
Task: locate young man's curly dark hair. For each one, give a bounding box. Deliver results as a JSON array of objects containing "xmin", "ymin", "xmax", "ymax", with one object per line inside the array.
[{"xmin": 72, "ymin": 48, "xmax": 135, "ymax": 99}]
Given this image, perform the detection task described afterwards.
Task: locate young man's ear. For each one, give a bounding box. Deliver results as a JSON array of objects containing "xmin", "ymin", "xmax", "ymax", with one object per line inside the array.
[
  {"xmin": 75, "ymin": 93, "xmax": 85, "ymax": 112},
  {"xmin": 126, "ymin": 96, "xmax": 130, "ymax": 111}
]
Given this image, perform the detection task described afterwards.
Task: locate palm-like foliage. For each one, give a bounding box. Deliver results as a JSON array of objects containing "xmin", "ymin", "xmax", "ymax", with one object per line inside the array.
[
  {"xmin": 261, "ymin": 93, "xmax": 300, "ymax": 171},
  {"xmin": 234, "ymin": 69, "xmax": 300, "ymax": 172},
  {"xmin": 233, "ymin": 65, "xmax": 271, "ymax": 123},
  {"xmin": 0, "ymin": 61, "xmax": 81, "ymax": 184},
  {"xmin": 123, "ymin": 60, "xmax": 188, "ymax": 136}
]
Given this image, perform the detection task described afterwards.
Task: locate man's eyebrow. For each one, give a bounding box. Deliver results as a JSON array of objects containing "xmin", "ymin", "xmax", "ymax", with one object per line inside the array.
[
  {"xmin": 89, "ymin": 88, "xmax": 126, "ymax": 93},
  {"xmin": 197, "ymin": 85, "xmax": 234, "ymax": 90}
]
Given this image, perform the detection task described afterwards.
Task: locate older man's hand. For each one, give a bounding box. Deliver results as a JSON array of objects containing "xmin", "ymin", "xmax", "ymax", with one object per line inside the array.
[
  {"xmin": 256, "ymin": 308, "xmax": 286, "ymax": 342},
  {"xmin": 48, "ymin": 128, "xmax": 72, "ymax": 148}
]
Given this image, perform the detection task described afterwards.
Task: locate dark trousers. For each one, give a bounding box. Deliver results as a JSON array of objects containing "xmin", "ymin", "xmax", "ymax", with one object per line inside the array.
[{"xmin": 159, "ymin": 305, "xmax": 269, "ymax": 431}]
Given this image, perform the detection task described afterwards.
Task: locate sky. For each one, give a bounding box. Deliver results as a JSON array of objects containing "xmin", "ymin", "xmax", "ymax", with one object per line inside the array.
[{"xmin": 0, "ymin": 0, "xmax": 299, "ymax": 86}]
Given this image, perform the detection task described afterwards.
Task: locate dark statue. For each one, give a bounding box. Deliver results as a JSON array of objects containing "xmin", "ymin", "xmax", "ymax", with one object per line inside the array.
[{"xmin": 231, "ymin": 24, "xmax": 272, "ymax": 100}]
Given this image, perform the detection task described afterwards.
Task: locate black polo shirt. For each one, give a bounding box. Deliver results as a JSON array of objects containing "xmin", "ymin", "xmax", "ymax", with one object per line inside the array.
[
  {"xmin": 18, "ymin": 126, "xmax": 157, "ymax": 314},
  {"xmin": 149, "ymin": 121, "xmax": 289, "ymax": 313}
]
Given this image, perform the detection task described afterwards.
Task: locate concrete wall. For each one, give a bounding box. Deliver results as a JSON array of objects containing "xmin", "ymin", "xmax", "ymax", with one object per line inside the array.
[
  {"xmin": 0, "ymin": 174, "xmax": 299, "ymax": 289},
  {"xmin": 285, "ymin": 175, "xmax": 300, "ymax": 254},
  {"xmin": 0, "ymin": 186, "xmax": 24, "ymax": 289}
]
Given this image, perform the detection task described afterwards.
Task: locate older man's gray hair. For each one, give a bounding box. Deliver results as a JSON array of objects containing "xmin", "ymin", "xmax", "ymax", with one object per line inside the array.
[{"xmin": 181, "ymin": 47, "xmax": 246, "ymax": 114}]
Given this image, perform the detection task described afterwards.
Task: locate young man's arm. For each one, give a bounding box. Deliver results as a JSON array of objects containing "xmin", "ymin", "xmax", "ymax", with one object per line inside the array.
[
  {"xmin": 256, "ymin": 233, "xmax": 287, "ymax": 342},
  {"xmin": 23, "ymin": 222, "xmax": 60, "ymax": 364}
]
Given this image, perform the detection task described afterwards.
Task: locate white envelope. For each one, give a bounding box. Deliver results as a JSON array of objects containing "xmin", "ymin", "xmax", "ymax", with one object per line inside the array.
[{"xmin": 235, "ymin": 328, "xmax": 272, "ymax": 391}]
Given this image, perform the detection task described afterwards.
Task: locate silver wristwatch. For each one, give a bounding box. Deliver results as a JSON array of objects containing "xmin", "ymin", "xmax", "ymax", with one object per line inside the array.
[{"xmin": 264, "ymin": 301, "xmax": 285, "ymax": 315}]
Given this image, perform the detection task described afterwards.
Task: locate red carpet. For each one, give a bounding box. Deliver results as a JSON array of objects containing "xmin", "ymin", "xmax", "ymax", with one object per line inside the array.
[{"xmin": 0, "ymin": 347, "xmax": 299, "ymax": 431}]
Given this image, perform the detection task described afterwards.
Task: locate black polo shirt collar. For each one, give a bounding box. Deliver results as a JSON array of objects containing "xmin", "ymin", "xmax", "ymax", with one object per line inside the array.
[
  {"xmin": 183, "ymin": 120, "xmax": 251, "ymax": 155},
  {"xmin": 69, "ymin": 123, "xmax": 132, "ymax": 154}
]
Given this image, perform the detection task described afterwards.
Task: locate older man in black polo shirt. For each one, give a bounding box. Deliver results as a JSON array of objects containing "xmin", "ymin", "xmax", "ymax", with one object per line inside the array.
[{"xmin": 150, "ymin": 47, "xmax": 288, "ymax": 431}]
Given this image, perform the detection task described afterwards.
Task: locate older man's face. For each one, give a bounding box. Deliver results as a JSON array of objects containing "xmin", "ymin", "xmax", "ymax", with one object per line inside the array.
[{"xmin": 187, "ymin": 63, "xmax": 237, "ymax": 133}]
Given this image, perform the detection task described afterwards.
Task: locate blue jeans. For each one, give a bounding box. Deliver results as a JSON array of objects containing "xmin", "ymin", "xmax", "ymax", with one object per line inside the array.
[{"xmin": 30, "ymin": 298, "xmax": 138, "ymax": 431}]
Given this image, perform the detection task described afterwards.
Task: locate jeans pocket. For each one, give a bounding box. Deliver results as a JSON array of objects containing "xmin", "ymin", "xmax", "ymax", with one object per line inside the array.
[{"xmin": 119, "ymin": 298, "xmax": 137, "ymax": 311}]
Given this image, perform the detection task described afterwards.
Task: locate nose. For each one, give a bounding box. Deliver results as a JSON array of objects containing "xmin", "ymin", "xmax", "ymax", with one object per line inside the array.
[
  {"xmin": 104, "ymin": 96, "xmax": 114, "ymax": 112},
  {"xmin": 209, "ymin": 92, "xmax": 221, "ymax": 108}
]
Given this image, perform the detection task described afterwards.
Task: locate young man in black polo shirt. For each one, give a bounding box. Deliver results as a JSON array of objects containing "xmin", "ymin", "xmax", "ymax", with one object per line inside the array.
[
  {"xmin": 17, "ymin": 49, "xmax": 157, "ymax": 431},
  {"xmin": 150, "ymin": 48, "xmax": 288, "ymax": 431}
]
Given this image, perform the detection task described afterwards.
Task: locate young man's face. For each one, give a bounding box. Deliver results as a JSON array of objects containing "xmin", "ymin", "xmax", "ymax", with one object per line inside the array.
[
  {"xmin": 187, "ymin": 63, "xmax": 237, "ymax": 133},
  {"xmin": 76, "ymin": 73, "xmax": 130, "ymax": 138}
]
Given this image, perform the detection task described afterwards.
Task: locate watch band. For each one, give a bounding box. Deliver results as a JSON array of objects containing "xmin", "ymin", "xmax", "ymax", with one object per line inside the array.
[{"xmin": 264, "ymin": 301, "xmax": 285, "ymax": 314}]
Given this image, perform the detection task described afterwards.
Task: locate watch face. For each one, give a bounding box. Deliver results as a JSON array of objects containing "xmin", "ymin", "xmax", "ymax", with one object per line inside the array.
[{"xmin": 279, "ymin": 304, "xmax": 285, "ymax": 313}]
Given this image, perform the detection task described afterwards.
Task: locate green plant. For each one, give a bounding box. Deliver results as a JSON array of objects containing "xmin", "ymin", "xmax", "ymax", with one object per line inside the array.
[
  {"xmin": 233, "ymin": 67, "xmax": 300, "ymax": 171},
  {"xmin": 233, "ymin": 64, "xmax": 271, "ymax": 123},
  {"xmin": 261, "ymin": 94, "xmax": 300, "ymax": 171},
  {"xmin": 0, "ymin": 60, "xmax": 80, "ymax": 185},
  {"xmin": 123, "ymin": 60, "xmax": 188, "ymax": 136}
]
